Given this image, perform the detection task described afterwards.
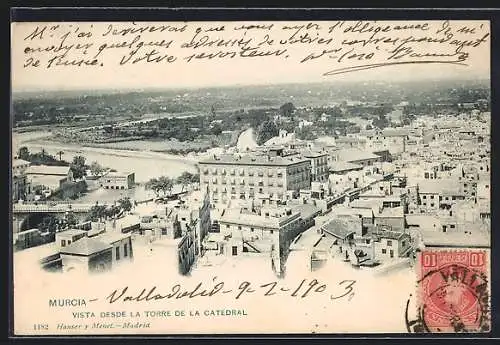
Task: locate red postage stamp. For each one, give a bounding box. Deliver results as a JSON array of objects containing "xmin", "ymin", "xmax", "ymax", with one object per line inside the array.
[{"xmin": 416, "ymin": 250, "xmax": 490, "ymax": 333}]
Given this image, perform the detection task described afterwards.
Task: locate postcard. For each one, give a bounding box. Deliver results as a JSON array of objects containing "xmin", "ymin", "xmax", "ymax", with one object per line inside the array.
[{"xmin": 11, "ymin": 17, "xmax": 491, "ymax": 335}]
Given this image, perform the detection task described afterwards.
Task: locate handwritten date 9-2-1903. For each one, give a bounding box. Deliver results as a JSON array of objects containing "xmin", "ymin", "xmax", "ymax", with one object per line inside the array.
[{"xmin": 105, "ymin": 278, "xmax": 356, "ymax": 304}]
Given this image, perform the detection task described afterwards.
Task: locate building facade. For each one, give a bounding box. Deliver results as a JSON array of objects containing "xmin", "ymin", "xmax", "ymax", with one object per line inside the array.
[
  {"xmin": 100, "ymin": 172, "xmax": 135, "ymax": 190},
  {"xmin": 199, "ymin": 154, "xmax": 311, "ymax": 205},
  {"xmin": 302, "ymin": 151, "xmax": 329, "ymax": 183}
]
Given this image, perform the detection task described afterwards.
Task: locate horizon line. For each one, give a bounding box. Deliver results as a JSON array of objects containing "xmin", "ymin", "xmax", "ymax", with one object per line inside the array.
[{"xmin": 12, "ymin": 76, "xmax": 491, "ymax": 95}]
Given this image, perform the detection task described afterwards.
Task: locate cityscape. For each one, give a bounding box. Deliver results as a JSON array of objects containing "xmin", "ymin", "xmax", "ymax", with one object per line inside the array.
[{"xmin": 12, "ymin": 78, "xmax": 491, "ymax": 281}]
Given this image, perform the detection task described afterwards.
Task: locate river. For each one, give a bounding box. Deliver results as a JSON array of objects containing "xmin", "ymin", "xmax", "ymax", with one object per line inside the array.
[
  {"xmin": 236, "ymin": 127, "xmax": 257, "ymax": 152},
  {"xmin": 14, "ymin": 128, "xmax": 260, "ymax": 183},
  {"xmin": 13, "ymin": 134, "xmax": 199, "ymax": 184}
]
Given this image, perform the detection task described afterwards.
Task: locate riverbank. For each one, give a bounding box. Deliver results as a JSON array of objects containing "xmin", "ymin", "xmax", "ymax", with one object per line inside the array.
[{"xmin": 18, "ymin": 139, "xmax": 202, "ymax": 163}]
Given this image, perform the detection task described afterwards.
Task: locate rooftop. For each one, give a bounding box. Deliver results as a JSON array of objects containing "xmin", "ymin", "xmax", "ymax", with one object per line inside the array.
[
  {"xmin": 417, "ymin": 178, "xmax": 462, "ymax": 195},
  {"xmin": 381, "ymin": 129, "xmax": 410, "ymax": 137},
  {"xmin": 57, "ymin": 229, "xmax": 88, "ymax": 237},
  {"xmin": 373, "ymin": 230, "xmax": 409, "ymax": 241},
  {"xmin": 301, "ymin": 150, "xmax": 328, "ymax": 158},
  {"xmin": 25, "ymin": 165, "xmax": 70, "ymax": 176},
  {"xmin": 421, "ymin": 229, "xmax": 490, "ymax": 248},
  {"xmin": 105, "ymin": 171, "xmax": 133, "ymax": 177},
  {"xmin": 199, "ymin": 154, "xmax": 310, "ymax": 167},
  {"xmin": 333, "ymin": 206, "xmax": 373, "ymax": 219},
  {"xmin": 377, "ymin": 206, "xmax": 404, "ymax": 218},
  {"xmin": 59, "ymin": 237, "xmax": 112, "ymax": 256},
  {"xmin": 321, "ymin": 217, "xmax": 360, "ymax": 240},
  {"xmin": 12, "ymin": 159, "xmax": 30, "ymax": 168},
  {"xmin": 95, "ymin": 231, "xmax": 131, "ymax": 244},
  {"xmin": 329, "ymin": 161, "xmax": 363, "ymax": 172},
  {"xmin": 336, "ymin": 149, "xmax": 380, "ymax": 162},
  {"xmin": 290, "ymin": 203, "xmax": 322, "ymax": 220},
  {"xmin": 220, "ymin": 207, "xmax": 299, "ymax": 229}
]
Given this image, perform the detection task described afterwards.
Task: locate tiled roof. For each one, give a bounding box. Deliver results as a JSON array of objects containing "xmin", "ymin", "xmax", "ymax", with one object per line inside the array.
[
  {"xmin": 321, "ymin": 217, "xmax": 360, "ymax": 240},
  {"xmin": 60, "ymin": 237, "xmax": 112, "ymax": 256}
]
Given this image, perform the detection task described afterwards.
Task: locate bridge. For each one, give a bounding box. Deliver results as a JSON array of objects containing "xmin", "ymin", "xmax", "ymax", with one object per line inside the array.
[{"xmin": 12, "ymin": 202, "xmax": 95, "ymax": 234}]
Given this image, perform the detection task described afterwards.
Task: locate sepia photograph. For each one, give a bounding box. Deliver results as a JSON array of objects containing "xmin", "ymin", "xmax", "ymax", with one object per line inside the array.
[{"xmin": 10, "ymin": 13, "xmax": 491, "ymax": 335}]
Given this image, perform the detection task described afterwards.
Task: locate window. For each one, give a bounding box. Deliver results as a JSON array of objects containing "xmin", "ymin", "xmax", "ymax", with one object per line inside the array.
[
  {"xmin": 450, "ymin": 225, "xmax": 455, "ymax": 229},
  {"xmin": 116, "ymin": 247, "xmax": 120, "ymax": 260},
  {"xmin": 67, "ymin": 240, "xmax": 71, "ymax": 245},
  {"xmin": 423, "ymin": 195, "xmax": 427, "ymax": 199},
  {"xmin": 226, "ymin": 224, "xmax": 230, "ymax": 228},
  {"xmin": 238, "ymin": 226, "xmax": 242, "ymax": 230},
  {"xmin": 430, "ymin": 195, "xmax": 434, "ymax": 199},
  {"xmin": 270, "ymin": 230, "xmax": 274, "ymax": 234},
  {"xmin": 387, "ymin": 240, "xmax": 393, "ymax": 246},
  {"xmin": 251, "ymin": 228, "xmax": 254, "ymax": 232},
  {"xmin": 61, "ymin": 240, "xmax": 66, "ymax": 247},
  {"xmin": 431, "ymin": 203, "xmax": 434, "ymax": 207},
  {"xmin": 382, "ymin": 249, "xmax": 387, "ymax": 254},
  {"xmin": 124, "ymin": 244, "xmax": 128, "ymax": 257}
]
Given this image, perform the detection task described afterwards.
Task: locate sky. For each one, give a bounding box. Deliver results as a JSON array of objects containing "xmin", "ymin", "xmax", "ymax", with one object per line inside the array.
[{"xmin": 11, "ymin": 20, "xmax": 491, "ymax": 92}]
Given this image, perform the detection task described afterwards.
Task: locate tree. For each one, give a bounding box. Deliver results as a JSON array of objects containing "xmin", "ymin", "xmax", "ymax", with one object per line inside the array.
[
  {"xmin": 210, "ymin": 122, "xmax": 223, "ymax": 136},
  {"xmin": 145, "ymin": 176, "xmax": 174, "ymax": 197},
  {"xmin": 38, "ymin": 215, "xmax": 59, "ymax": 234},
  {"xmin": 176, "ymin": 171, "xmax": 199, "ymax": 191},
  {"xmin": 280, "ymin": 102, "xmax": 296, "ymax": 118},
  {"xmin": 105, "ymin": 205, "xmax": 121, "ymax": 219},
  {"xmin": 17, "ymin": 146, "xmax": 30, "ymax": 160},
  {"xmin": 372, "ymin": 114, "xmax": 389, "ymax": 129},
  {"xmin": 256, "ymin": 120, "xmax": 279, "ymax": 145},
  {"xmin": 118, "ymin": 197, "xmax": 133, "ymax": 212},
  {"xmin": 90, "ymin": 161, "xmax": 104, "ymax": 176},
  {"xmin": 70, "ymin": 155, "xmax": 87, "ymax": 179},
  {"xmin": 87, "ymin": 205, "xmax": 107, "ymax": 222},
  {"xmin": 65, "ymin": 212, "xmax": 78, "ymax": 228}
]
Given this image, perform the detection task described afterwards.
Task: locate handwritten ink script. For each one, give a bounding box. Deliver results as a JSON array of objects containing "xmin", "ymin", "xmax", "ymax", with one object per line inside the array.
[
  {"xmin": 17, "ymin": 20, "xmax": 489, "ymax": 76},
  {"xmin": 103, "ymin": 278, "xmax": 357, "ymax": 304}
]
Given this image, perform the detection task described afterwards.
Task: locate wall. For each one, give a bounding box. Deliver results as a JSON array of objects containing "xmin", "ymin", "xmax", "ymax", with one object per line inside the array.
[{"xmin": 88, "ymin": 250, "xmax": 113, "ymax": 272}]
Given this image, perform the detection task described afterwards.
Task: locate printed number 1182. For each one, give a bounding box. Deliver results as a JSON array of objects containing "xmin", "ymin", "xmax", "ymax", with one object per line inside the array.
[{"xmin": 34, "ymin": 324, "xmax": 49, "ymax": 331}]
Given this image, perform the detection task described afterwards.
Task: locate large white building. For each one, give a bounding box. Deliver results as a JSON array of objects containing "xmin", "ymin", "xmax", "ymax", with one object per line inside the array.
[{"xmin": 199, "ymin": 154, "xmax": 312, "ymax": 205}]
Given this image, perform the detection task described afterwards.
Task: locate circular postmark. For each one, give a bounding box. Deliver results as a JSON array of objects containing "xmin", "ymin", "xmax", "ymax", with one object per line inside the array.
[{"xmin": 406, "ymin": 262, "xmax": 490, "ymax": 333}]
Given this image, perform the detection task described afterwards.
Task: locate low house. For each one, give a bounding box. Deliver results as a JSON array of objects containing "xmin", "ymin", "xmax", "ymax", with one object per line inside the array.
[
  {"xmin": 320, "ymin": 216, "xmax": 363, "ymax": 249},
  {"xmin": 95, "ymin": 232, "xmax": 134, "ymax": 265},
  {"xmin": 372, "ymin": 230, "xmax": 411, "ymax": 260},
  {"xmin": 375, "ymin": 206, "xmax": 405, "ymax": 232},
  {"xmin": 59, "ymin": 237, "xmax": 113, "ymax": 273},
  {"xmin": 25, "ymin": 165, "xmax": 73, "ymax": 192},
  {"xmin": 55, "ymin": 229, "xmax": 87, "ymax": 248},
  {"xmin": 100, "ymin": 171, "xmax": 135, "ymax": 190}
]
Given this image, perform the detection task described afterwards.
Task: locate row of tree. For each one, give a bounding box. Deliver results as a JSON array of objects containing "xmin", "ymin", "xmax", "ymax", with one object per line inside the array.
[
  {"xmin": 86, "ymin": 197, "xmax": 133, "ymax": 222},
  {"xmin": 144, "ymin": 171, "xmax": 200, "ymax": 198}
]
